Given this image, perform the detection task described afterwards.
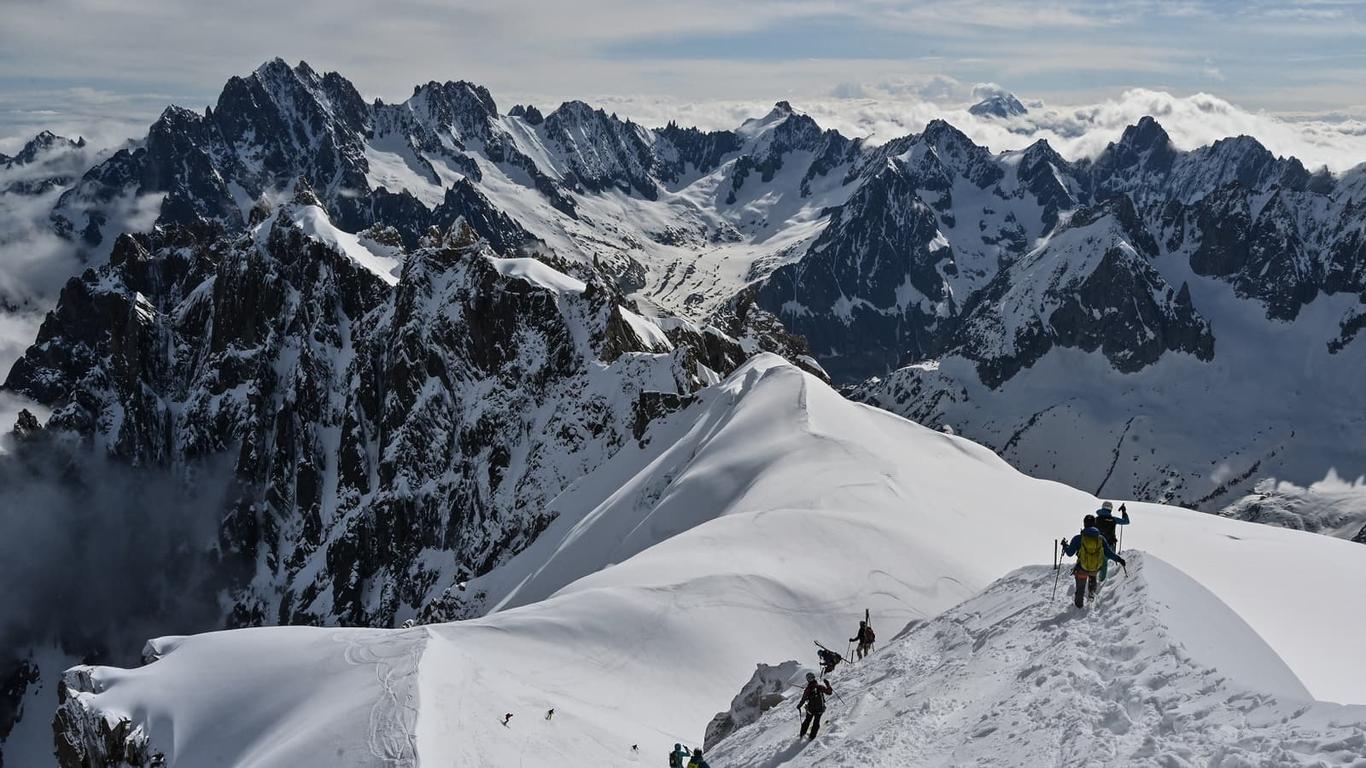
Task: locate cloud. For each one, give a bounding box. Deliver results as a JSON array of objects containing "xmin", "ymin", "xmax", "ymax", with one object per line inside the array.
[
  {"xmin": 0, "ymin": 435, "xmax": 235, "ymax": 664},
  {"xmin": 0, "ymin": 87, "xmax": 173, "ymax": 155},
  {"xmin": 971, "ymin": 82, "xmax": 1012, "ymax": 101},
  {"xmin": 590, "ymin": 87, "xmax": 1366, "ymax": 173},
  {"xmin": 0, "ymin": 0, "xmax": 1364, "ymax": 136}
]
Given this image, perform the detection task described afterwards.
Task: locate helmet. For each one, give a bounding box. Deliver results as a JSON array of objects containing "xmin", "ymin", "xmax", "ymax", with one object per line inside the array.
[
  {"xmin": 806, "ymin": 671, "xmax": 817, "ymax": 681},
  {"xmin": 1083, "ymin": 514, "xmax": 1096, "ymax": 528},
  {"xmin": 1101, "ymin": 501, "xmax": 1114, "ymax": 511}
]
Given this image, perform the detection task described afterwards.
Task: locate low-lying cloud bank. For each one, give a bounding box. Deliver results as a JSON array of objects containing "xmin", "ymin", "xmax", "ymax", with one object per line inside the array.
[{"xmin": 593, "ymin": 87, "xmax": 1366, "ymax": 173}]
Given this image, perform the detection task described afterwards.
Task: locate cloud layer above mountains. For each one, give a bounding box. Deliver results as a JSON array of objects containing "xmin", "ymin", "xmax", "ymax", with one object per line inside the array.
[{"xmin": 593, "ymin": 86, "xmax": 1366, "ymax": 174}]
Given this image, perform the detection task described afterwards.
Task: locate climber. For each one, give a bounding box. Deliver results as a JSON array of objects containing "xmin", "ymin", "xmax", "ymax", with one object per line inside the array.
[
  {"xmin": 669, "ymin": 742, "xmax": 692, "ymax": 767},
  {"xmin": 501, "ymin": 713, "xmax": 513, "ymax": 726},
  {"xmin": 817, "ymin": 647, "xmax": 843, "ymax": 675},
  {"xmin": 1093, "ymin": 501, "xmax": 1131, "ymax": 583},
  {"xmin": 1062, "ymin": 515, "xmax": 1126, "ymax": 609},
  {"xmin": 545, "ymin": 708, "xmax": 554, "ymax": 720},
  {"xmin": 797, "ymin": 671, "xmax": 833, "ymax": 740},
  {"xmin": 687, "ymin": 747, "xmax": 712, "ymax": 768},
  {"xmin": 850, "ymin": 619, "xmax": 875, "ymax": 660}
]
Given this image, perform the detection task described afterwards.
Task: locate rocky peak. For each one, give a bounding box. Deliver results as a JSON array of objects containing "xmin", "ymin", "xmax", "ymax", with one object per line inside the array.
[
  {"xmin": 1120, "ymin": 116, "xmax": 1173, "ymax": 155},
  {"xmin": 736, "ymin": 101, "xmax": 808, "ymax": 143},
  {"xmin": 968, "ymin": 92, "xmax": 1028, "ymax": 119},
  {"xmin": 1016, "ymin": 139, "xmax": 1080, "ymax": 228},
  {"xmin": 540, "ymin": 100, "xmax": 659, "ymax": 199},
  {"xmin": 508, "ymin": 104, "xmax": 545, "ymax": 125},
  {"xmin": 430, "ymin": 177, "xmax": 534, "ymax": 254},
  {"xmin": 654, "ymin": 123, "xmax": 742, "ymax": 182},
  {"xmin": 408, "ymin": 79, "xmax": 500, "ymax": 143},
  {"xmin": 1099, "ymin": 116, "xmax": 1176, "ymax": 175},
  {"xmin": 755, "ymin": 158, "xmax": 956, "ymax": 381},
  {"xmin": 9, "ymin": 130, "xmax": 86, "ymax": 166},
  {"xmin": 1089, "ymin": 116, "xmax": 1178, "ymax": 200},
  {"xmin": 919, "ymin": 119, "xmax": 1003, "ymax": 188}
]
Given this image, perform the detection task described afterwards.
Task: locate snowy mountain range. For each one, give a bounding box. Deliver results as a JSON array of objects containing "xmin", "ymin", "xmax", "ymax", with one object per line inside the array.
[{"xmin": 3, "ymin": 58, "xmax": 1366, "ymax": 765}]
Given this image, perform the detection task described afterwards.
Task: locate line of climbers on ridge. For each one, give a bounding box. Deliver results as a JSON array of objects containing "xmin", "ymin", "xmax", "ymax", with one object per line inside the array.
[
  {"xmin": 509, "ymin": 501, "xmax": 1133, "ymax": 764},
  {"xmin": 794, "ymin": 500, "xmax": 1135, "ymax": 754},
  {"xmin": 794, "ymin": 609, "xmax": 876, "ymax": 742}
]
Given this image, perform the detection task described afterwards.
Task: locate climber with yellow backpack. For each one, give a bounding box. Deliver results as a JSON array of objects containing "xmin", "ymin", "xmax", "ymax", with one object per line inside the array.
[{"xmin": 1061, "ymin": 515, "xmax": 1127, "ymax": 609}]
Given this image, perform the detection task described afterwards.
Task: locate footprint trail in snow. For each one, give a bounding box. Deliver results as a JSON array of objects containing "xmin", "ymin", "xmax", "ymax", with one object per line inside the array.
[{"xmin": 713, "ymin": 553, "xmax": 1366, "ymax": 767}]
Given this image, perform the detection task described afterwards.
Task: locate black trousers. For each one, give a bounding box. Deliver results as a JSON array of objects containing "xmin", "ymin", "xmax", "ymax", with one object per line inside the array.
[
  {"xmin": 1073, "ymin": 569, "xmax": 1098, "ymax": 608},
  {"xmin": 800, "ymin": 709, "xmax": 824, "ymax": 738}
]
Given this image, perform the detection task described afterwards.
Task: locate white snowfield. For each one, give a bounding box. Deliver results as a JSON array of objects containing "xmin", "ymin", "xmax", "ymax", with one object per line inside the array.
[{"xmin": 67, "ymin": 356, "xmax": 1366, "ymax": 767}]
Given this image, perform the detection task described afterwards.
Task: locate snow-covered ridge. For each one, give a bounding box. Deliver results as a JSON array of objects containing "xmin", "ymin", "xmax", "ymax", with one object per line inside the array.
[
  {"xmin": 49, "ymin": 358, "xmax": 1366, "ymax": 766},
  {"xmin": 713, "ymin": 554, "xmax": 1366, "ymax": 767}
]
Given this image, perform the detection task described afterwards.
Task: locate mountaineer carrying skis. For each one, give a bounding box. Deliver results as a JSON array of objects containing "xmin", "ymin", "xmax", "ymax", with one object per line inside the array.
[
  {"xmin": 797, "ymin": 672, "xmax": 833, "ymax": 740},
  {"xmin": 816, "ymin": 646, "xmax": 843, "ymax": 675},
  {"xmin": 1093, "ymin": 501, "xmax": 1130, "ymax": 583},
  {"xmin": 1062, "ymin": 515, "xmax": 1126, "ymax": 609},
  {"xmin": 850, "ymin": 618, "xmax": 875, "ymax": 660},
  {"xmin": 668, "ymin": 743, "xmax": 691, "ymax": 767}
]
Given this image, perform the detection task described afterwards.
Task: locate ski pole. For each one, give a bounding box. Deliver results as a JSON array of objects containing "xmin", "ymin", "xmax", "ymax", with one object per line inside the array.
[
  {"xmin": 1051, "ymin": 540, "xmax": 1063, "ymax": 602},
  {"xmin": 1053, "ymin": 538, "xmax": 1059, "ymax": 570}
]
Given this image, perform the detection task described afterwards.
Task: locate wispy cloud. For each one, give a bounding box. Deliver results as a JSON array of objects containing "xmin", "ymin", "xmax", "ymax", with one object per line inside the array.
[{"xmin": 0, "ymin": 0, "xmax": 1364, "ymax": 127}]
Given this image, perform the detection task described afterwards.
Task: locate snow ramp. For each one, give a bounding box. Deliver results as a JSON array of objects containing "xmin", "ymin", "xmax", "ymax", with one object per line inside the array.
[{"xmin": 711, "ymin": 552, "xmax": 1366, "ymax": 768}]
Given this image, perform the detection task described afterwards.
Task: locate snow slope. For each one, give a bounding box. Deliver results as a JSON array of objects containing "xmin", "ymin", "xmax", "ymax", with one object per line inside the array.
[
  {"xmin": 712, "ymin": 553, "xmax": 1366, "ymax": 767},
  {"xmin": 58, "ymin": 357, "xmax": 1366, "ymax": 766}
]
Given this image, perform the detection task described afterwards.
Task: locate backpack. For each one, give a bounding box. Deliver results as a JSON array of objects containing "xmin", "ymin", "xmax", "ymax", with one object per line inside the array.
[
  {"xmin": 804, "ymin": 683, "xmax": 828, "ymax": 713},
  {"xmin": 1094, "ymin": 516, "xmax": 1118, "ymax": 546},
  {"xmin": 863, "ymin": 625, "xmax": 875, "ymax": 644},
  {"xmin": 670, "ymin": 752, "xmax": 682, "ymax": 768},
  {"xmin": 1077, "ymin": 532, "xmax": 1105, "ymax": 573}
]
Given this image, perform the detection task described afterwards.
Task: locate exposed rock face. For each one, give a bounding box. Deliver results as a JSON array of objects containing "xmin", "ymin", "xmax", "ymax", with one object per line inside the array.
[
  {"xmin": 0, "ymin": 659, "xmax": 39, "ymax": 752},
  {"xmin": 952, "ymin": 197, "xmax": 1214, "ymax": 388},
  {"xmin": 705, "ymin": 660, "xmax": 806, "ymax": 751},
  {"xmin": 5, "ymin": 201, "xmax": 736, "ymax": 630},
  {"xmin": 758, "ymin": 163, "xmax": 957, "ymax": 381},
  {"xmin": 52, "ymin": 669, "xmax": 150, "ymax": 768}
]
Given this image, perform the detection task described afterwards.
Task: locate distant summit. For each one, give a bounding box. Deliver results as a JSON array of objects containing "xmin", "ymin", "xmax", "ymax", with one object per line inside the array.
[{"xmin": 968, "ymin": 92, "xmax": 1028, "ymax": 119}]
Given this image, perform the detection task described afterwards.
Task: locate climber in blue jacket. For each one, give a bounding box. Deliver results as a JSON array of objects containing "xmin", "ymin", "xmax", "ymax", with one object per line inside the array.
[{"xmin": 1062, "ymin": 515, "xmax": 1127, "ymax": 608}]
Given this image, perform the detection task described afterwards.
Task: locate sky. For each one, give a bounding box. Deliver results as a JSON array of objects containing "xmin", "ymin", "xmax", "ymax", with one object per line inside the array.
[{"xmin": 3, "ymin": 0, "xmax": 1366, "ymax": 156}]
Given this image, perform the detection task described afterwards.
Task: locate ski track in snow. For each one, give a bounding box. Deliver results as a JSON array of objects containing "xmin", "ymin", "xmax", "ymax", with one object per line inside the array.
[
  {"xmin": 713, "ymin": 554, "xmax": 1366, "ymax": 768},
  {"xmin": 341, "ymin": 629, "xmax": 426, "ymax": 767}
]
